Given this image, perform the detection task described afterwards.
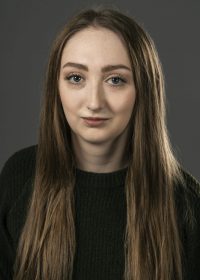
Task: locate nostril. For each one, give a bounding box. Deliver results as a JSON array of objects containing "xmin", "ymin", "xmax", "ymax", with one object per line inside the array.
[
  {"xmin": 87, "ymin": 94, "xmax": 104, "ymax": 110},
  {"xmin": 87, "ymin": 104, "xmax": 103, "ymax": 111}
]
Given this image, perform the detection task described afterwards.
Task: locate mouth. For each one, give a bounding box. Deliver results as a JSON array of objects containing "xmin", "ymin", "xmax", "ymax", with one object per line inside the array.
[
  {"xmin": 82, "ymin": 117, "xmax": 109, "ymax": 120},
  {"xmin": 81, "ymin": 117, "xmax": 109, "ymax": 126}
]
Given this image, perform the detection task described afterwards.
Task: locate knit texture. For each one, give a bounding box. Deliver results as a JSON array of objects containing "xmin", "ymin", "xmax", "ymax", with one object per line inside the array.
[
  {"xmin": 73, "ymin": 167, "xmax": 127, "ymax": 279},
  {"xmin": 0, "ymin": 145, "xmax": 200, "ymax": 280}
]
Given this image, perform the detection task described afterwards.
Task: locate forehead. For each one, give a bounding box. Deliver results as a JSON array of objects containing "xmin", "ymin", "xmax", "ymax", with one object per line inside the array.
[{"xmin": 60, "ymin": 27, "xmax": 131, "ymax": 67}]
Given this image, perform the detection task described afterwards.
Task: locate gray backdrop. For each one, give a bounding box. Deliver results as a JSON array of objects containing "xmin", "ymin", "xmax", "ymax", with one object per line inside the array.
[{"xmin": 0, "ymin": 0, "xmax": 199, "ymax": 181}]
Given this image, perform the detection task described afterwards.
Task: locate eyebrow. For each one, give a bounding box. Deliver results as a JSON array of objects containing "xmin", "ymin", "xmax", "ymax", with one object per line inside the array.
[{"xmin": 62, "ymin": 62, "xmax": 131, "ymax": 72}]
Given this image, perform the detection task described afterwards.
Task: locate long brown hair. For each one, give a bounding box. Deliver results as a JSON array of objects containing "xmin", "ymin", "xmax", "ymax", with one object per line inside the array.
[{"xmin": 13, "ymin": 5, "xmax": 193, "ymax": 280}]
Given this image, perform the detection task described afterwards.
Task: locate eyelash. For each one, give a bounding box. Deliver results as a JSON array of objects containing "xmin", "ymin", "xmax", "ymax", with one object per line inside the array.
[{"xmin": 64, "ymin": 72, "xmax": 127, "ymax": 87}]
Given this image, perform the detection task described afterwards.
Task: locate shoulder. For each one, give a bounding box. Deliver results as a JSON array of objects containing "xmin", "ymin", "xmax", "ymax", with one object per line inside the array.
[
  {"xmin": 176, "ymin": 167, "xmax": 200, "ymax": 232},
  {"xmin": 0, "ymin": 144, "xmax": 38, "ymax": 182},
  {"xmin": 179, "ymin": 168, "xmax": 200, "ymax": 206},
  {"xmin": 1, "ymin": 144, "xmax": 38, "ymax": 170},
  {"xmin": 0, "ymin": 145, "xmax": 38, "ymax": 262},
  {"xmin": 181, "ymin": 168, "xmax": 200, "ymax": 197},
  {"xmin": 0, "ymin": 144, "xmax": 38, "ymax": 227},
  {"xmin": 0, "ymin": 144, "xmax": 38, "ymax": 211},
  {"xmin": 177, "ymin": 169, "xmax": 200, "ymax": 276}
]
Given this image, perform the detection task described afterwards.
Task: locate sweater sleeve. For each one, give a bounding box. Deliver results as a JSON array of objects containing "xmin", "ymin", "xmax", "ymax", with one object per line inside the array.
[
  {"xmin": 0, "ymin": 146, "xmax": 37, "ymax": 280},
  {"xmin": 0, "ymin": 152, "xmax": 20, "ymax": 279},
  {"xmin": 185, "ymin": 173, "xmax": 200, "ymax": 280},
  {"xmin": 178, "ymin": 169, "xmax": 200, "ymax": 280},
  {"xmin": 188, "ymin": 199, "xmax": 200, "ymax": 280}
]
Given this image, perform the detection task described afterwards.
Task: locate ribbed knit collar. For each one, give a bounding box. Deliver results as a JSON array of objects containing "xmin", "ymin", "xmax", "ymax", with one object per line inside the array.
[{"xmin": 75, "ymin": 166, "xmax": 128, "ymax": 188}]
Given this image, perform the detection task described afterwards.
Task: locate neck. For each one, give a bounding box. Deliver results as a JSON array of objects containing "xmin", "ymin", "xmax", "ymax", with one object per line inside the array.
[{"xmin": 71, "ymin": 134, "xmax": 129, "ymax": 173}]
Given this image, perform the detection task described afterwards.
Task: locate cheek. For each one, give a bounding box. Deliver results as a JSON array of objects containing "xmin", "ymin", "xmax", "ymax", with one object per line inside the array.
[
  {"xmin": 110, "ymin": 91, "xmax": 136, "ymax": 117},
  {"xmin": 59, "ymin": 94, "xmax": 78, "ymax": 129},
  {"xmin": 59, "ymin": 91, "xmax": 81, "ymax": 116}
]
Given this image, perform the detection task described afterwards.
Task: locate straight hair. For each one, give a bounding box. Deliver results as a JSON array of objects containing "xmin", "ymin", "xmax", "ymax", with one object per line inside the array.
[{"xmin": 13, "ymin": 5, "xmax": 193, "ymax": 280}]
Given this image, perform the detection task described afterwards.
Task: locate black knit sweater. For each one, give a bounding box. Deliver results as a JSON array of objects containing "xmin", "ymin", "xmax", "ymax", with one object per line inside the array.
[{"xmin": 0, "ymin": 145, "xmax": 200, "ymax": 280}]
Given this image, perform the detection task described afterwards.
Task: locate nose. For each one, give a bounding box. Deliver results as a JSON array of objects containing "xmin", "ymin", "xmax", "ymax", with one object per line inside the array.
[{"xmin": 87, "ymin": 81, "xmax": 105, "ymax": 111}]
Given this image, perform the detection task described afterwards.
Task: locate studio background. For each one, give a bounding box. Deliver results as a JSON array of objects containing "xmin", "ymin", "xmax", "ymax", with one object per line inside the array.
[{"xmin": 0, "ymin": 0, "xmax": 199, "ymax": 181}]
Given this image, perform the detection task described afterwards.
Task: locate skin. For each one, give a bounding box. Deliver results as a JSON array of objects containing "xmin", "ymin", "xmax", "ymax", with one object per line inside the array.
[{"xmin": 58, "ymin": 27, "xmax": 136, "ymax": 173}]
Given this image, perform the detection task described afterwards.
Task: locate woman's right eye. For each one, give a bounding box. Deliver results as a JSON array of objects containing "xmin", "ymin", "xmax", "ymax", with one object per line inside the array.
[{"xmin": 65, "ymin": 74, "xmax": 83, "ymax": 85}]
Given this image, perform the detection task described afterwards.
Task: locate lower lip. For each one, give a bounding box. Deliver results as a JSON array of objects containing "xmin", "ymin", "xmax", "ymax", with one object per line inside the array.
[{"xmin": 82, "ymin": 118, "xmax": 109, "ymax": 126}]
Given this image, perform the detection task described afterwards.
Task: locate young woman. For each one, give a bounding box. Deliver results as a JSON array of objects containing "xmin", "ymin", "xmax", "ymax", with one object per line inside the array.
[{"xmin": 0, "ymin": 6, "xmax": 200, "ymax": 280}]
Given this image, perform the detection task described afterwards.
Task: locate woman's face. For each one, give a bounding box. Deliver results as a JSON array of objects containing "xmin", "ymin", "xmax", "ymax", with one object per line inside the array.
[{"xmin": 58, "ymin": 27, "xmax": 136, "ymax": 148}]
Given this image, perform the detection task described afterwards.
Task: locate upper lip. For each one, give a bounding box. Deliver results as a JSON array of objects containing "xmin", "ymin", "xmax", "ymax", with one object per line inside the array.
[{"xmin": 82, "ymin": 117, "xmax": 109, "ymax": 120}]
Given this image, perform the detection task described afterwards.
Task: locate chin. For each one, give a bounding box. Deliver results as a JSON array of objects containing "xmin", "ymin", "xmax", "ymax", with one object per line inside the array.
[
  {"xmin": 79, "ymin": 133, "xmax": 110, "ymax": 143},
  {"xmin": 84, "ymin": 137, "xmax": 108, "ymax": 145}
]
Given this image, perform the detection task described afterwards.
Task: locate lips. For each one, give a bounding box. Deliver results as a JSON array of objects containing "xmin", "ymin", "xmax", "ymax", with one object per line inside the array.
[
  {"xmin": 82, "ymin": 117, "xmax": 109, "ymax": 126},
  {"xmin": 82, "ymin": 117, "xmax": 109, "ymax": 120}
]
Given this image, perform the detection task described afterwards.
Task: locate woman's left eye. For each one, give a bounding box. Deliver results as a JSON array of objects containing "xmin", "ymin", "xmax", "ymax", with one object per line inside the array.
[{"xmin": 107, "ymin": 76, "xmax": 126, "ymax": 86}]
